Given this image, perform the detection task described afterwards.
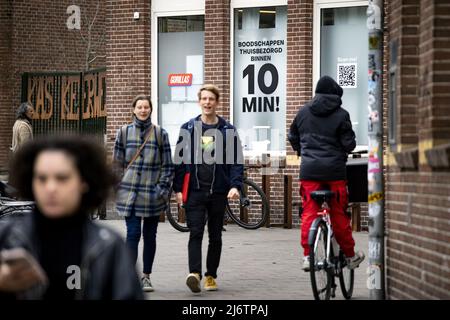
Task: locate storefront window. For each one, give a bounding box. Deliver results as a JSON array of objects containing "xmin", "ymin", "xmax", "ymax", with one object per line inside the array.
[
  {"xmin": 233, "ymin": 6, "xmax": 287, "ymax": 155},
  {"xmin": 158, "ymin": 15, "xmax": 204, "ymax": 149},
  {"xmin": 320, "ymin": 6, "xmax": 368, "ymax": 146}
]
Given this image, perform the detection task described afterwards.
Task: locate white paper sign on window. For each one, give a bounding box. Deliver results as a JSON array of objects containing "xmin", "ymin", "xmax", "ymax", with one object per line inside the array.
[
  {"xmin": 233, "ymin": 6, "xmax": 287, "ymax": 153},
  {"xmin": 337, "ymin": 57, "xmax": 358, "ymax": 88}
]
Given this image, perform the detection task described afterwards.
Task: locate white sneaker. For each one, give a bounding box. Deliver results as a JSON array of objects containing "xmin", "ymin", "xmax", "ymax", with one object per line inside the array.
[
  {"xmin": 302, "ymin": 256, "xmax": 310, "ymax": 272},
  {"xmin": 142, "ymin": 276, "xmax": 154, "ymax": 292},
  {"xmin": 346, "ymin": 251, "xmax": 365, "ymax": 270}
]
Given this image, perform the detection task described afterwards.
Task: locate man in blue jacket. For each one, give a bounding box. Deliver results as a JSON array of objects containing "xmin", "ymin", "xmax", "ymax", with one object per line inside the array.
[{"xmin": 173, "ymin": 84, "xmax": 244, "ymax": 293}]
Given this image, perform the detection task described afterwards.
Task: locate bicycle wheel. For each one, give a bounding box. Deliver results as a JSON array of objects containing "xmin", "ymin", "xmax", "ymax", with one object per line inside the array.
[
  {"xmin": 309, "ymin": 218, "xmax": 332, "ymax": 300},
  {"xmin": 225, "ymin": 179, "xmax": 269, "ymax": 229},
  {"xmin": 165, "ymin": 190, "xmax": 189, "ymax": 232},
  {"xmin": 338, "ymin": 250, "xmax": 354, "ymax": 299},
  {"xmin": 0, "ymin": 198, "xmax": 34, "ymax": 220}
]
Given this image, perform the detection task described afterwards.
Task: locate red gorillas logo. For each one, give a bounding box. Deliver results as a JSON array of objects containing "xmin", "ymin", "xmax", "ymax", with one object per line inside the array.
[{"xmin": 168, "ymin": 73, "xmax": 193, "ymax": 86}]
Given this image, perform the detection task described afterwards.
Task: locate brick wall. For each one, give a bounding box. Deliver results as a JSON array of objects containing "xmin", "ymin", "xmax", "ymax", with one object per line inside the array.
[
  {"xmin": 284, "ymin": 0, "xmax": 313, "ymax": 227},
  {"xmin": 386, "ymin": 0, "xmax": 450, "ymax": 299},
  {"xmin": 1, "ymin": 0, "xmax": 372, "ymax": 232},
  {"xmin": 204, "ymin": 0, "xmax": 230, "ymax": 117},
  {"xmin": 105, "ymin": 0, "xmax": 151, "ymax": 155},
  {"xmin": 0, "ymin": 0, "xmax": 13, "ymax": 173},
  {"xmin": 0, "ymin": 0, "xmax": 106, "ymax": 171}
]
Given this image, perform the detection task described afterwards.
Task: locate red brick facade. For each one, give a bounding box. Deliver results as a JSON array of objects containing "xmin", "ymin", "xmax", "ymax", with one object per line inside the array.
[
  {"xmin": 386, "ymin": 0, "xmax": 450, "ymax": 299},
  {"xmin": 2, "ymin": 0, "xmax": 450, "ymax": 299},
  {"xmin": 204, "ymin": 0, "xmax": 230, "ymax": 116},
  {"xmin": 105, "ymin": 0, "xmax": 151, "ymax": 154},
  {"xmin": 0, "ymin": 0, "xmax": 106, "ymax": 172},
  {"xmin": 0, "ymin": 0, "xmax": 13, "ymax": 170}
]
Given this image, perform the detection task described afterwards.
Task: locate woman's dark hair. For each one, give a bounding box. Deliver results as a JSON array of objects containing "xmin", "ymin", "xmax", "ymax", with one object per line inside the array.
[
  {"xmin": 16, "ymin": 102, "xmax": 33, "ymax": 120},
  {"xmin": 9, "ymin": 135, "xmax": 116, "ymax": 214},
  {"xmin": 131, "ymin": 94, "xmax": 152, "ymax": 111}
]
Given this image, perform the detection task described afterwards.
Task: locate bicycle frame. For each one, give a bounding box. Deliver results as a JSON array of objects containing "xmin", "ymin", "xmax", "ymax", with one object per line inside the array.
[
  {"xmin": 309, "ymin": 191, "xmax": 355, "ymax": 300},
  {"xmin": 314, "ymin": 201, "xmax": 339, "ymax": 269}
]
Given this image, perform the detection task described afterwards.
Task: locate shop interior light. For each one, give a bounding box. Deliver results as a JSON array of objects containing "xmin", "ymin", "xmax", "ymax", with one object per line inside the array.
[{"xmin": 260, "ymin": 10, "xmax": 276, "ymax": 14}]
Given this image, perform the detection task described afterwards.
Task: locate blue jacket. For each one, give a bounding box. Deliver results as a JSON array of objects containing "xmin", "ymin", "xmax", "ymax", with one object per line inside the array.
[{"xmin": 173, "ymin": 115, "xmax": 244, "ymax": 195}]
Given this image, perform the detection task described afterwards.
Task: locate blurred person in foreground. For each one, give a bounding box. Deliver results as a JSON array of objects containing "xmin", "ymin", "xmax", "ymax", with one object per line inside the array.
[{"xmin": 0, "ymin": 135, "xmax": 143, "ymax": 300}]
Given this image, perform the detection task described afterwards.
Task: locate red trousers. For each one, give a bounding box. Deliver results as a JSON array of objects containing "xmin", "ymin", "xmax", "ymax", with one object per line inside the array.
[{"xmin": 299, "ymin": 180, "xmax": 355, "ymax": 257}]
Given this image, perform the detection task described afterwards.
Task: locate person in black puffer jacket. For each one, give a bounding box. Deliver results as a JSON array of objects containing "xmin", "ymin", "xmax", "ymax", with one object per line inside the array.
[{"xmin": 288, "ymin": 75, "xmax": 365, "ymax": 272}]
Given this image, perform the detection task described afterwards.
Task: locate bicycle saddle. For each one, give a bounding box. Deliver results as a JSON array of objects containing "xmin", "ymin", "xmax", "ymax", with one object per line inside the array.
[{"xmin": 310, "ymin": 190, "xmax": 335, "ymax": 203}]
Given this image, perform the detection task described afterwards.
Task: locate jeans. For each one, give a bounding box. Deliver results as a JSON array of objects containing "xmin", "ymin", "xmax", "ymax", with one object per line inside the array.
[
  {"xmin": 125, "ymin": 209, "xmax": 160, "ymax": 274},
  {"xmin": 185, "ymin": 190, "xmax": 227, "ymax": 279}
]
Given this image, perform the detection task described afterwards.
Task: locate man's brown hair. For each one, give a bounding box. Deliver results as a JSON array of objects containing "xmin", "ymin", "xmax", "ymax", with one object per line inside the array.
[{"xmin": 197, "ymin": 84, "xmax": 220, "ymax": 101}]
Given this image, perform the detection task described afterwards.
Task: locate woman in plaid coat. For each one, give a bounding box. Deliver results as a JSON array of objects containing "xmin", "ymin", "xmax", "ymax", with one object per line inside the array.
[{"xmin": 113, "ymin": 94, "xmax": 174, "ymax": 293}]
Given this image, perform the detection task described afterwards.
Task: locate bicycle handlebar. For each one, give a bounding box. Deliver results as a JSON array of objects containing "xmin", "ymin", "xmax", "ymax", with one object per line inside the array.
[{"xmin": 348, "ymin": 149, "xmax": 368, "ymax": 158}]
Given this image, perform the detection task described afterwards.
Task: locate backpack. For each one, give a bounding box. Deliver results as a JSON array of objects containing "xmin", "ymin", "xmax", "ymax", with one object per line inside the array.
[{"xmin": 121, "ymin": 124, "xmax": 163, "ymax": 157}]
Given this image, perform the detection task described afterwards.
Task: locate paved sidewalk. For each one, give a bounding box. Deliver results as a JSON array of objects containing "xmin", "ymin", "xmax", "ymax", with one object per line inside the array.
[{"xmin": 101, "ymin": 219, "xmax": 369, "ymax": 300}]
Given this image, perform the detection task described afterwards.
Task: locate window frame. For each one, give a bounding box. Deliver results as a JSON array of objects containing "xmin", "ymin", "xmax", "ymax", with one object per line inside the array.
[
  {"xmin": 151, "ymin": 0, "xmax": 205, "ymax": 125},
  {"xmin": 313, "ymin": 0, "xmax": 368, "ymax": 152}
]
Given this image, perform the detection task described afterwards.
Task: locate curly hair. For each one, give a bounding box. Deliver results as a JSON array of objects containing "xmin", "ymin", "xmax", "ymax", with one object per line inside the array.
[
  {"xmin": 16, "ymin": 102, "xmax": 33, "ymax": 120},
  {"xmin": 8, "ymin": 135, "xmax": 116, "ymax": 214}
]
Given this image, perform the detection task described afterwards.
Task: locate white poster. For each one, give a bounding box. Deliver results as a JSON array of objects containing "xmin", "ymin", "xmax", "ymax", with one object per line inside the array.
[
  {"xmin": 233, "ymin": 6, "xmax": 287, "ymax": 153},
  {"xmin": 186, "ymin": 55, "xmax": 204, "ymax": 85},
  {"xmin": 171, "ymin": 87, "xmax": 186, "ymax": 101}
]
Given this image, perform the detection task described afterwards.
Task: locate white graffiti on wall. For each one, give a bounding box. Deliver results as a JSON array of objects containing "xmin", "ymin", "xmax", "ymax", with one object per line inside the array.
[
  {"xmin": 367, "ymin": 0, "xmax": 381, "ymax": 30},
  {"xmin": 368, "ymin": 202, "xmax": 381, "ymax": 217},
  {"xmin": 369, "ymin": 240, "xmax": 381, "ymax": 259},
  {"xmin": 66, "ymin": 5, "xmax": 81, "ymax": 30},
  {"xmin": 367, "ymin": 265, "xmax": 383, "ymax": 290}
]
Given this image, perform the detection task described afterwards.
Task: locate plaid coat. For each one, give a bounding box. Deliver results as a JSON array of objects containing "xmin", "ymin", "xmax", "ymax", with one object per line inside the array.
[{"xmin": 113, "ymin": 121, "xmax": 174, "ymax": 218}]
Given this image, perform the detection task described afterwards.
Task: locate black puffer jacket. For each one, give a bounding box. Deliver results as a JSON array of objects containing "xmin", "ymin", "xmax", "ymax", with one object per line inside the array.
[
  {"xmin": 0, "ymin": 214, "xmax": 144, "ymax": 300},
  {"xmin": 288, "ymin": 78, "xmax": 356, "ymax": 181}
]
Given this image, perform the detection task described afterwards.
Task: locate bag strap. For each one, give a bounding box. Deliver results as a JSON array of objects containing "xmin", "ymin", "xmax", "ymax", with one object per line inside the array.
[
  {"xmin": 126, "ymin": 125, "xmax": 155, "ymax": 171},
  {"xmin": 154, "ymin": 124, "xmax": 162, "ymax": 153},
  {"xmin": 121, "ymin": 125, "xmax": 127, "ymax": 154}
]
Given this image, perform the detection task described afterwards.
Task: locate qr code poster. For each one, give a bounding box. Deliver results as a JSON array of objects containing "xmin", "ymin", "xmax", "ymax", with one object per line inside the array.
[{"xmin": 337, "ymin": 63, "xmax": 357, "ymax": 88}]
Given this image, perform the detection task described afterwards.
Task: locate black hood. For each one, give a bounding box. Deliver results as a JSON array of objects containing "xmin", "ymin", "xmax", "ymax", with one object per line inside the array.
[
  {"xmin": 309, "ymin": 94, "xmax": 342, "ymax": 117},
  {"xmin": 315, "ymin": 75, "xmax": 343, "ymax": 97}
]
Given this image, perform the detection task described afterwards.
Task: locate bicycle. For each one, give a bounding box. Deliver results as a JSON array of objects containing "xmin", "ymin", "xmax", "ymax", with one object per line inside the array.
[
  {"xmin": 0, "ymin": 180, "xmax": 103, "ymax": 221},
  {"xmin": 165, "ymin": 168, "xmax": 270, "ymax": 232},
  {"xmin": 0, "ymin": 181, "xmax": 34, "ymax": 220},
  {"xmin": 308, "ymin": 189, "xmax": 354, "ymax": 300}
]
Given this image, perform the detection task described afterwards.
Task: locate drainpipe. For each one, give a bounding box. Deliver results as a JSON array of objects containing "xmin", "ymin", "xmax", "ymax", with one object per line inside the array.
[{"xmin": 367, "ymin": 0, "xmax": 385, "ymax": 300}]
